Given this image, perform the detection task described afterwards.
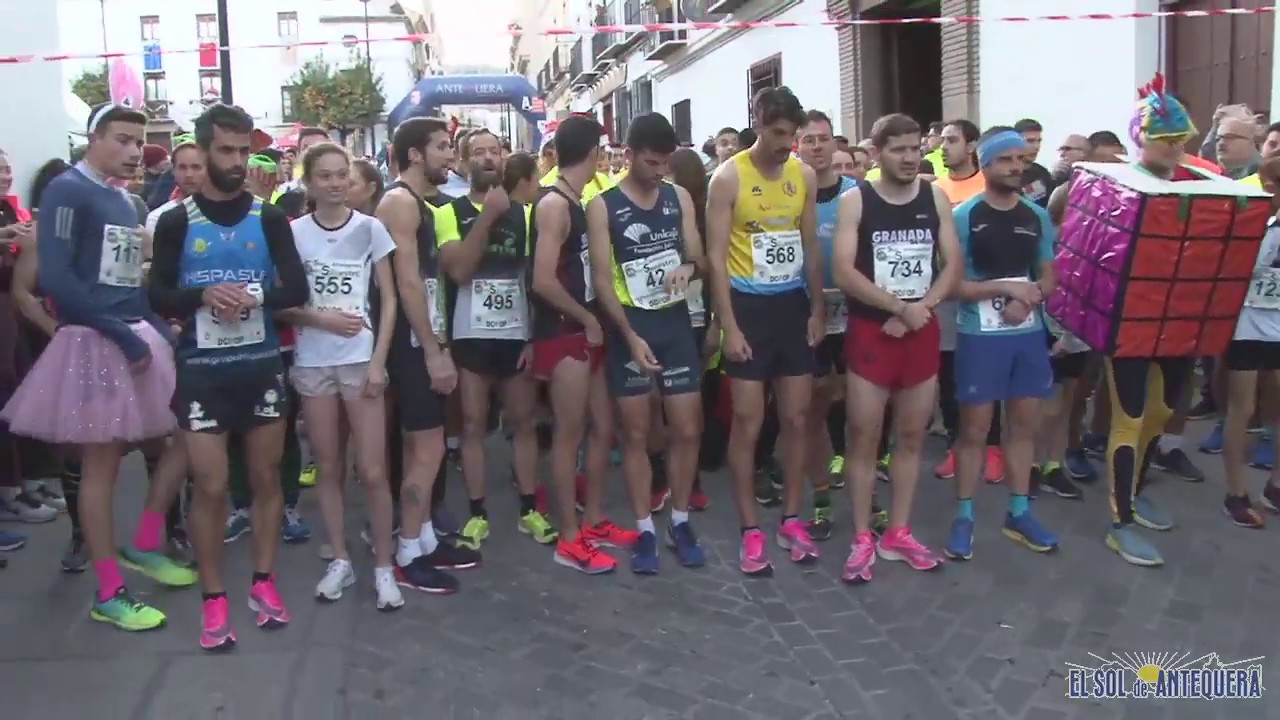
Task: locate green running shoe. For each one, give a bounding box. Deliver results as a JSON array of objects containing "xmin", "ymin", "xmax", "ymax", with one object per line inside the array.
[
  {"xmin": 828, "ymin": 455, "xmax": 846, "ymax": 489},
  {"xmin": 118, "ymin": 546, "xmax": 197, "ymax": 587},
  {"xmin": 518, "ymin": 510, "xmax": 559, "ymax": 544},
  {"xmin": 808, "ymin": 505, "xmax": 833, "ymax": 541},
  {"xmin": 458, "ymin": 515, "xmax": 490, "ymax": 550},
  {"xmin": 871, "ymin": 503, "xmax": 889, "ymax": 536},
  {"xmin": 90, "ymin": 587, "xmax": 166, "ymax": 631}
]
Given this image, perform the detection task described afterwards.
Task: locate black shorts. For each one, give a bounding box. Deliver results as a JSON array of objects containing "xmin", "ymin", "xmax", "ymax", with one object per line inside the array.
[
  {"xmin": 452, "ymin": 338, "xmax": 526, "ymax": 380},
  {"xmin": 173, "ymin": 363, "xmax": 289, "ymax": 434},
  {"xmin": 1226, "ymin": 340, "xmax": 1280, "ymax": 372},
  {"xmin": 722, "ymin": 288, "xmax": 815, "ymax": 382},
  {"xmin": 815, "ymin": 333, "xmax": 845, "ymax": 377},
  {"xmin": 387, "ymin": 342, "xmax": 446, "ymax": 432},
  {"xmin": 606, "ymin": 305, "xmax": 701, "ymax": 398},
  {"xmin": 1050, "ymin": 351, "xmax": 1090, "ymax": 382}
]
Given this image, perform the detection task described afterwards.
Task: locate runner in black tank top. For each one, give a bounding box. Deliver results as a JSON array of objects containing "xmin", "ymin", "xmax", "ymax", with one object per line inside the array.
[{"xmin": 829, "ymin": 114, "xmax": 962, "ymax": 584}]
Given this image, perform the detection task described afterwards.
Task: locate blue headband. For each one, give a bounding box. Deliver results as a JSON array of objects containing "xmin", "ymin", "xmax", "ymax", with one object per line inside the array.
[{"xmin": 977, "ymin": 130, "xmax": 1027, "ymax": 168}]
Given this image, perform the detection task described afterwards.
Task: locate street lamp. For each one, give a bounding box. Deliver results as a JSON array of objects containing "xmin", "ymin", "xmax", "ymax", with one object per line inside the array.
[{"xmin": 360, "ymin": 0, "xmax": 374, "ymax": 157}]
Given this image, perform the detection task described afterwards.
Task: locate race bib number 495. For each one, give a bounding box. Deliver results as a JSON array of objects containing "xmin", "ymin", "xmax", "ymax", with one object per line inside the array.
[
  {"xmin": 470, "ymin": 278, "xmax": 524, "ymax": 330},
  {"xmin": 99, "ymin": 224, "xmax": 143, "ymax": 288}
]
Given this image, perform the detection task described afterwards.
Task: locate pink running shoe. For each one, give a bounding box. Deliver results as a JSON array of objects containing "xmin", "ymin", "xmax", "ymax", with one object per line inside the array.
[
  {"xmin": 248, "ymin": 577, "xmax": 291, "ymax": 629},
  {"xmin": 199, "ymin": 596, "xmax": 236, "ymax": 651},
  {"xmin": 776, "ymin": 518, "xmax": 819, "ymax": 563},
  {"xmin": 841, "ymin": 531, "xmax": 877, "ymax": 584},
  {"xmin": 876, "ymin": 527, "xmax": 942, "ymax": 571},
  {"xmin": 738, "ymin": 528, "xmax": 773, "ymax": 576}
]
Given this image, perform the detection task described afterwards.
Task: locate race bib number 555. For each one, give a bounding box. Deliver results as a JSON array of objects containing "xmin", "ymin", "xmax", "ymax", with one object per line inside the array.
[{"xmin": 308, "ymin": 259, "xmax": 364, "ymax": 314}]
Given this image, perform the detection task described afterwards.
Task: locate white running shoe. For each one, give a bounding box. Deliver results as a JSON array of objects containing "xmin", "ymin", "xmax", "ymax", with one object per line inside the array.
[
  {"xmin": 374, "ymin": 568, "xmax": 405, "ymax": 611},
  {"xmin": 315, "ymin": 558, "xmax": 355, "ymax": 602}
]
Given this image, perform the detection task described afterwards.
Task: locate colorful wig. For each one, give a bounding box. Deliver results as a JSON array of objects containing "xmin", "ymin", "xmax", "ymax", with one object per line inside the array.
[{"xmin": 1133, "ymin": 73, "xmax": 1196, "ymax": 146}]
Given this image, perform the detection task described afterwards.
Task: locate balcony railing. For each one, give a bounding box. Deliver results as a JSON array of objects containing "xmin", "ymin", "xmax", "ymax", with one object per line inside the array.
[
  {"xmin": 596, "ymin": 0, "xmax": 646, "ymax": 62},
  {"xmin": 569, "ymin": 38, "xmax": 597, "ymax": 87},
  {"xmin": 642, "ymin": 3, "xmax": 688, "ymax": 62}
]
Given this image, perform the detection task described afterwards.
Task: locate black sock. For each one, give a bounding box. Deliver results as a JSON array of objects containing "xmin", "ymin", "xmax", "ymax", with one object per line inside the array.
[
  {"xmin": 202, "ymin": 591, "xmax": 227, "ymax": 601},
  {"xmin": 469, "ymin": 497, "xmax": 487, "ymax": 519},
  {"xmin": 518, "ymin": 493, "xmax": 536, "ymax": 515},
  {"xmin": 650, "ymin": 453, "xmax": 668, "ymax": 493},
  {"xmin": 251, "ymin": 571, "xmax": 271, "ymax": 584},
  {"xmin": 62, "ymin": 462, "xmax": 82, "ymax": 539},
  {"xmin": 741, "ymin": 525, "xmax": 759, "ymax": 536}
]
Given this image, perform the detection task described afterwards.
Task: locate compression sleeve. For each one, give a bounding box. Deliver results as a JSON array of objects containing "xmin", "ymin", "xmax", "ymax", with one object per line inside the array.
[
  {"xmin": 147, "ymin": 204, "xmax": 206, "ymax": 318},
  {"xmin": 260, "ymin": 203, "xmax": 309, "ymax": 310}
]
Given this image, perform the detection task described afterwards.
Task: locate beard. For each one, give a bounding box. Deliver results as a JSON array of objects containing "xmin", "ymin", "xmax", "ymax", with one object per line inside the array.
[
  {"xmin": 207, "ymin": 163, "xmax": 245, "ymax": 193},
  {"xmin": 470, "ymin": 166, "xmax": 498, "ymax": 192},
  {"xmin": 426, "ymin": 165, "xmax": 449, "ymax": 185}
]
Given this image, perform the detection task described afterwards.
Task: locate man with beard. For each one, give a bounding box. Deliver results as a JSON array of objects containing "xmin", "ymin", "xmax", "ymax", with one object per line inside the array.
[
  {"xmin": 434, "ymin": 129, "xmax": 555, "ymax": 550},
  {"xmin": 149, "ymin": 104, "xmax": 309, "ymax": 649},
  {"xmin": 832, "ymin": 113, "xmax": 961, "ymax": 583},
  {"xmin": 707, "ymin": 87, "xmax": 824, "ymax": 576},
  {"xmin": 375, "ymin": 117, "xmax": 477, "ymax": 594}
]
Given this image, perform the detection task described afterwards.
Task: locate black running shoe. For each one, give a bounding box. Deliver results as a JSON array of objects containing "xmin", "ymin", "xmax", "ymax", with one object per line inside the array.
[
  {"xmin": 753, "ymin": 471, "xmax": 781, "ymax": 507},
  {"xmin": 395, "ymin": 558, "xmax": 460, "ymax": 594},
  {"xmin": 1187, "ymin": 397, "xmax": 1216, "ymax": 421},
  {"xmin": 1041, "ymin": 466, "xmax": 1083, "ymax": 499},
  {"xmin": 422, "ymin": 541, "xmax": 481, "ymax": 570},
  {"xmin": 1152, "ymin": 448, "xmax": 1206, "ymax": 483}
]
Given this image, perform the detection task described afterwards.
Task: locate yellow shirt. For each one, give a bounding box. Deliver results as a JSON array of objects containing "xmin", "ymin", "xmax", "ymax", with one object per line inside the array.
[
  {"xmin": 726, "ymin": 150, "xmax": 807, "ymax": 294},
  {"xmin": 1241, "ymin": 173, "xmax": 1262, "ymax": 189},
  {"xmin": 866, "ymin": 147, "xmax": 944, "ymax": 182},
  {"xmin": 539, "ymin": 167, "xmax": 615, "ymax": 204}
]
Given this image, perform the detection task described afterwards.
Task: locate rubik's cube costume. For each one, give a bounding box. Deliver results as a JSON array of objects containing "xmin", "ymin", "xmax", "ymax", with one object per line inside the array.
[{"xmin": 1047, "ymin": 74, "xmax": 1271, "ymax": 563}]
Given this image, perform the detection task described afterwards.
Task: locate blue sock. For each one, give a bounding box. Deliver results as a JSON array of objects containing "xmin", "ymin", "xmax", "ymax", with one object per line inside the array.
[
  {"xmin": 1008, "ymin": 494, "xmax": 1029, "ymax": 517},
  {"xmin": 956, "ymin": 498, "xmax": 974, "ymax": 521}
]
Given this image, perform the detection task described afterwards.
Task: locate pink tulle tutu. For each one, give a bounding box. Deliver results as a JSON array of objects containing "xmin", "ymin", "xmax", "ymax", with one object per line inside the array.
[{"xmin": 0, "ymin": 322, "xmax": 176, "ymax": 444}]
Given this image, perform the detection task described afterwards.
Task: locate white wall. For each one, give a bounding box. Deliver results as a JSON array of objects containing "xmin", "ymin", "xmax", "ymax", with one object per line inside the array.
[
  {"xmin": 652, "ymin": 0, "xmax": 841, "ymax": 146},
  {"xmin": 980, "ymin": 0, "xmax": 1160, "ymax": 165},
  {"xmin": 1274, "ymin": 13, "xmax": 1280, "ymax": 123}
]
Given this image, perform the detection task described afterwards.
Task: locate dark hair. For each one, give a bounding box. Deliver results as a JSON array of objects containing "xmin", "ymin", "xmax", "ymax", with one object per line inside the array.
[
  {"xmin": 194, "ymin": 104, "xmax": 255, "ymax": 149},
  {"xmin": 1013, "ymin": 118, "xmax": 1043, "ymax": 133},
  {"xmin": 1266, "ymin": 122, "xmax": 1280, "ymax": 137},
  {"xmin": 928, "ymin": 121, "xmax": 945, "ymax": 134},
  {"xmin": 738, "ymin": 128, "xmax": 758, "ymax": 147},
  {"xmin": 171, "ymin": 143, "xmax": 203, "ymax": 163},
  {"xmin": 554, "ymin": 114, "xmax": 604, "ymax": 168},
  {"xmin": 392, "ymin": 117, "xmax": 449, "ymax": 169},
  {"xmin": 299, "ymin": 127, "xmax": 329, "ymax": 143},
  {"xmin": 834, "ymin": 135, "xmax": 849, "ymax": 145},
  {"xmin": 870, "ymin": 113, "xmax": 921, "ymax": 149},
  {"xmin": 462, "ymin": 128, "xmax": 497, "ymax": 158},
  {"xmin": 945, "ymin": 119, "xmax": 981, "ymax": 144},
  {"xmin": 29, "ymin": 158, "xmax": 71, "ymax": 209},
  {"xmin": 1259, "ymin": 155, "xmax": 1280, "ymax": 185},
  {"xmin": 751, "ymin": 86, "xmax": 806, "ymax": 129},
  {"xmin": 351, "ymin": 158, "xmax": 385, "ymax": 208},
  {"xmin": 626, "ymin": 112, "xmax": 679, "ymax": 154},
  {"xmin": 500, "ymin": 138, "xmax": 512, "ymax": 152},
  {"xmin": 88, "ymin": 103, "xmax": 147, "ymax": 136},
  {"xmin": 1087, "ymin": 130, "xmax": 1123, "ymax": 149},
  {"xmin": 715, "ymin": 127, "xmax": 738, "ymax": 138},
  {"xmin": 802, "ymin": 110, "xmax": 834, "ymax": 133},
  {"xmin": 257, "ymin": 147, "xmax": 283, "ymax": 163},
  {"xmin": 502, "ymin": 151, "xmax": 539, "ymax": 192},
  {"xmin": 700, "ymin": 137, "xmax": 716, "ymax": 160},
  {"xmin": 300, "ymin": 142, "xmax": 350, "ymax": 180},
  {"xmin": 849, "ymin": 146, "xmax": 870, "ymax": 160},
  {"xmin": 669, "ymin": 148, "xmax": 708, "ymax": 241}
]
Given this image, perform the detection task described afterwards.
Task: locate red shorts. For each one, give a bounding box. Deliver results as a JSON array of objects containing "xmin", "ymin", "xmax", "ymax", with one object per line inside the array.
[
  {"xmin": 531, "ymin": 332, "xmax": 604, "ymax": 380},
  {"xmin": 845, "ymin": 315, "xmax": 940, "ymax": 391}
]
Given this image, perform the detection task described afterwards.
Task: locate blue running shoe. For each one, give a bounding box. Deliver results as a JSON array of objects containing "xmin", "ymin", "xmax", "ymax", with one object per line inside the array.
[
  {"xmin": 1082, "ymin": 432, "xmax": 1107, "ymax": 459},
  {"xmin": 1064, "ymin": 448, "xmax": 1098, "ymax": 483},
  {"xmin": 1002, "ymin": 512, "xmax": 1059, "ymax": 552},
  {"xmin": 1133, "ymin": 495, "xmax": 1173, "ymax": 531},
  {"xmin": 943, "ymin": 517, "xmax": 974, "ymax": 561},
  {"xmin": 282, "ymin": 506, "xmax": 311, "ymax": 544},
  {"xmin": 1105, "ymin": 524, "xmax": 1163, "ymax": 567},
  {"xmin": 0, "ymin": 529, "xmax": 26, "ymax": 551},
  {"xmin": 1198, "ymin": 421, "xmax": 1224, "ymax": 455},
  {"xmin": 666, "ymin": 522, "xmax": 705, "ymax": 568},
  {"xmin": 631, "ymin": 530, "xmax": 659, "ymax": 575},
  {"xmin": 1250, "ymin": 433, "xmax": 1275, "ymax": 471}
]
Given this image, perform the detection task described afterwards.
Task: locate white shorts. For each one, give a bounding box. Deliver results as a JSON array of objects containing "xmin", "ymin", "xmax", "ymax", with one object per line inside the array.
[{"xmin": 290, "ymin": 362, "xmax": 376, "ymax": 399}]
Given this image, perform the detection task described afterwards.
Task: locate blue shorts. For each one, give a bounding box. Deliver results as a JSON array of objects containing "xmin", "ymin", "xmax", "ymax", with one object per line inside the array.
[{"xmin": 954, "ymin": 331, "xmax": 1054, "ymax": 405}]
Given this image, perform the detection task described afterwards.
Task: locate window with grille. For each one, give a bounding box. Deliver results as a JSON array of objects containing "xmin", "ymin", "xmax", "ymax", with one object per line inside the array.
[
  {"xmin": 747, "ymin": 54, "xmax": 782, "ymax": 119},
  {"xmin": 140, "ymin": 16, "xmax": 159, "ymax": 42},
  {"xmin": 144, "ymin": 75, "xmax": 167, "ymax": 101},
  {"xmin": 196, "ymin": 14, "xmax": 218, "ymax": 41},
  {"xmin": 277, "ymin": 11, "xmax": 298, "ymax": 39},
  {"xmin": 199, "ymin": 70, "xmax": 222, "ymax": 97},
  {"xmin": 281, "ymin": 86, "xmax": 298, "ymax": 122}
]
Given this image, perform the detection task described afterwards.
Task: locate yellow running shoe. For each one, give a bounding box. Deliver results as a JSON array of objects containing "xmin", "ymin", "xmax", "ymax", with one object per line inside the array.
[
  {"xmin": 518, "ymin": 510, "xmax": 559, "ymax": 544},
  {"xmin": 458, "ymin": 515, "xmax": 490, "ymax": 550},
  {"xmin": 299, "ymin": 464, "xmax": 317, "ymax": 488}
]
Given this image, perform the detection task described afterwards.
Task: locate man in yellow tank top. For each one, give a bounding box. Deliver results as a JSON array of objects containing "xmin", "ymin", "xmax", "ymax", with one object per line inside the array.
[{"xmin": 706, "ymin": 87, "xmax": 825, "ymax": 576}]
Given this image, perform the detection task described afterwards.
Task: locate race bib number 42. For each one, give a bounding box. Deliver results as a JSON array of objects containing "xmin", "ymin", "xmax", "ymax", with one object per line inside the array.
[
  {"xmin": 99, "ymin": 224, "xmax": 143, "ymax": 288},
  {"xmin": 873, "ymin": 244, "xmax": 931, "ymax": 300},
  {"xmin": 1246, "ymin": 267, "xmax": 1280, "ymax": 310},
  {"xmin": 308, "ymin": 259, "xmax": 363, "ymax": 314},
  {"xmin": 750, "ymin": 230, "xmax": 803, "ymax": 285},
  {"xmin": 470, "ymin": 278, "xmax": 524, "ymax": 330},
  {"xmin": 622, "ymin": 248, "xmax": 683, "ymax": 310}
]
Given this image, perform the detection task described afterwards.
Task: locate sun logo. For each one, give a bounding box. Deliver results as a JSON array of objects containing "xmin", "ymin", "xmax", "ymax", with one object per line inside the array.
[{"xmin": 192, "ymin": 238, "xmax": 209, "ymax": 255}]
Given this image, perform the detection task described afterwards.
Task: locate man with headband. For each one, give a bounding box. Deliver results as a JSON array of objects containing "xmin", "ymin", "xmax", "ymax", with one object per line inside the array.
[{"xmin": 945, "ymin": 126, "xmax": 1059, "ymax": 561}]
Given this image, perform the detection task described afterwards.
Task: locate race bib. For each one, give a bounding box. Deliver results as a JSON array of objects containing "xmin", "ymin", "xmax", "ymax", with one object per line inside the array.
[
  {"xmin": 99, "ymin": 224, "xmax": 143, "ymax": 288},
  {"xmin": 196, "ymin": 305, "xmax": 265, "ymax": 349},
  {"xmin": 622, "ymin": 248, "xmax": 684, "ymax": 310},
  {"xmin": 823, "ymin": 288, "xmax": 848, "ymax": 335},
  {"xmin": 308, "ymin": 260, "xmax": 364, "ymax": 314},
  {"xmin": 410, "ymin": 278, "xmax": 446, "ymax": 348},
  {"xmin": 687, "ymin": 279, "xmax": 706, "ymax": 328},
  {"xmin": 978, "ymin": 278, "xmax": 1037, "ymax": 332},
  {"xmin": 579, "ymin": 247, "xmax": 596, "ymax": 303},
  {"xmin": 750, "ymin": 230, "xmax": 803, "ymax": 285},
  {"xmin": 1246, "ymin": 267, "xmax": 1280, "ymax": 310},
  {"xmin": 470, "ymin": 278, "xmax": 524, "ymax": 331},
  {"xmin": 873, "ymin": 244, "xmax": 932, "ymax": 299}
]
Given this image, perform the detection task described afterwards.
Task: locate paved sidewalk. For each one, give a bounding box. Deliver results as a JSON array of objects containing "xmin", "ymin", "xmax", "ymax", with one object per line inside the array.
[{"xmin": 1, "ymin": 422, "xmax": 1277, "ymax": 720}]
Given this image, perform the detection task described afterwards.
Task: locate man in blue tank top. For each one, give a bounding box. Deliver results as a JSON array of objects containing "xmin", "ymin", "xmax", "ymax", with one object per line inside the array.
[
  {"xmin": 150, "ymin": 104, "xmax": 309, "ymax": 651},
  {"xmin": 587, "ymin": 112, "xmax": 707, "ymax": 574}
]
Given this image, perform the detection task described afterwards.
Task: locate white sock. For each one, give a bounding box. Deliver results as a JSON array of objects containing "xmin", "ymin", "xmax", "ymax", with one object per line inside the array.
[
  {"xmin": 418, "ymin": 523, "xmax": 439, "ymax": 554},
  {"xmin": 1158, "ymin": 435, "xmax": 1182, "ymax": 453},
  {"xmin": 446, "ymin": 436, "xmax": 460, "ymax": 450},
  {"xmin": 670, "ymin": 509, "xmax": 689, "ymax": 527},
  {"xmin": 637, "ymin": 515, "xmax": 655, "ymax": 534},
  {"xmin": 374, "ymin": 565, "xmax": 395, "ymax": 582},
  {"xmin": 396, "ymin": 536, "xmax": 422, "ymax": 566}
]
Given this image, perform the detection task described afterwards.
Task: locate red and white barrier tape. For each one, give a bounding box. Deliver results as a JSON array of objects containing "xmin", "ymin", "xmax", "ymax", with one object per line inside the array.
[{"xmin": 0, "ymin": 6, "xmax": 1272, "ymax": 65}]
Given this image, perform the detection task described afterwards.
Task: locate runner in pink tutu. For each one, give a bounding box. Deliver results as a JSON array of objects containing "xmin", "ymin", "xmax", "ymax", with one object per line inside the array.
[{"xmin": 1, "ymin": 104, "xmax": 194, "ymax": 631}]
